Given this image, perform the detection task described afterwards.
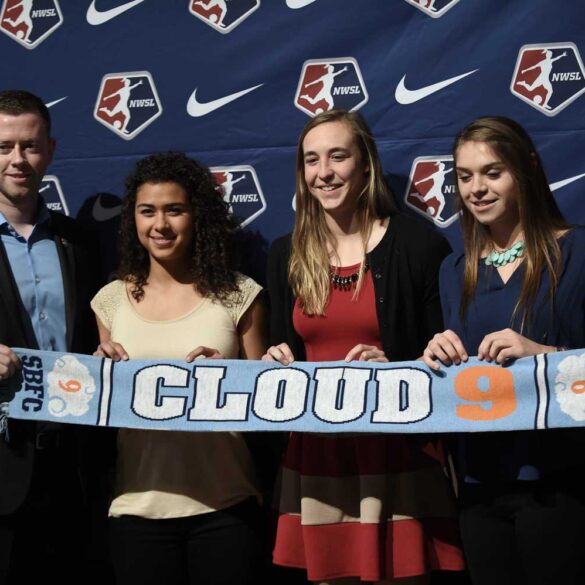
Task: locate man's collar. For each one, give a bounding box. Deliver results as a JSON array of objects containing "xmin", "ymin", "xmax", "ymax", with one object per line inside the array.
[{"xmin": 0, "ymin": 196, "xmax": 51, "ymax": 231}]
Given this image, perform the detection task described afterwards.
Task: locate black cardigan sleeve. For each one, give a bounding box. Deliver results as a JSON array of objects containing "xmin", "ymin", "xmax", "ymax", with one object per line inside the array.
[
  {"xmin": 368, "ymin": 214, "xmax": 451, "ymax": 361},
  {"xmin": 266, "ymin": 234, "xmax": 306, "ymax": 360}
]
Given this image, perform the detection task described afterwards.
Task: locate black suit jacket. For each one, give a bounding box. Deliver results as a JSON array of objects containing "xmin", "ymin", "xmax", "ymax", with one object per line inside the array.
[{"xmin": 0, "ymin": 210, "xmax": 100, "ymax": 514}]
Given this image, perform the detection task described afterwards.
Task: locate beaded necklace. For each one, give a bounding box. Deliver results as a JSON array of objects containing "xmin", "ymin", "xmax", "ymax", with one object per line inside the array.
[
  {"xmin": 484, "ymin": 240, "xmax": 525, "ymax": 267},
  {"xmin": 330, "ymin": 263, "xmax": 369, "ymax": 290}
]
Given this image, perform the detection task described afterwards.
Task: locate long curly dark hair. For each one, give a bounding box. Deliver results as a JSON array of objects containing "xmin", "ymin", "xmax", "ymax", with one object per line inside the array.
[{"xmin": 117, "ymin": 152, "xmax": 239, "ymax": 302}]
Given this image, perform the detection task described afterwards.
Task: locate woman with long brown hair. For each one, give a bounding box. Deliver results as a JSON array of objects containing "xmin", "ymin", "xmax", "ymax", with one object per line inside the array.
[
  {"xmin": 423, "ymin": 116, "xmax": 585, "ymax": 584},
  {"xmin": 264, "ymin": 109, "xmax": 464, "ymax": 584}
]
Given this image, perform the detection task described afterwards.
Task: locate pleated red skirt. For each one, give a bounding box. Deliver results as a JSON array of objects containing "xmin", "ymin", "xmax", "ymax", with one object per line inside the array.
[{"xmin": 273, "ymin": 432, "xmax": 465, "ymax": 581}]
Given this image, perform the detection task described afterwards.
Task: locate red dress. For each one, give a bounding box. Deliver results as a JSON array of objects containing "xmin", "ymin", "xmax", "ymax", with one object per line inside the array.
[{"xmin": 272, "ymin": 264, "xmax": 464, "ymax": 581}]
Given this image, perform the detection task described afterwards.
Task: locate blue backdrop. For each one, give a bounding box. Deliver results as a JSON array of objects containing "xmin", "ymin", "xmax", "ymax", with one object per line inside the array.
[{"xmin": 2, "ymin": 0, "xmax": 584, "ymax": 268}]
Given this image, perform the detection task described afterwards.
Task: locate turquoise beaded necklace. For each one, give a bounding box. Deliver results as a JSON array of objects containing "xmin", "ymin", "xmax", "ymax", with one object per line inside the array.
[{"xmin": 484, "ymin": 240, "xmax": 525, "ymax": 267}]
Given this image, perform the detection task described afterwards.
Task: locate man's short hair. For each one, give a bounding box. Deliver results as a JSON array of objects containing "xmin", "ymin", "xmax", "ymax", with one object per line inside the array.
[{"xmin": 0, "ymin": 90, "xmax": 51, "ymax": 138}]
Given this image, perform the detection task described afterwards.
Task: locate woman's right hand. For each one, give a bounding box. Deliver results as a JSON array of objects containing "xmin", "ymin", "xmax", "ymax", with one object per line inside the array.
[
  {"xmin": 94, "ymin": 341, "xmax": 129, "ymax": 361},
  {"xmin": 262, "ymin": 343, "xmax": 295, "ymax": 365},
  {"xmin": 422, "ymin": 329, "xmax": 468, "ymax": 371}
]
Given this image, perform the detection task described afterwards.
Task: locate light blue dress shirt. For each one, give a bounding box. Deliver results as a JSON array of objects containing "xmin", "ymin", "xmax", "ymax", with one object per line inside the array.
[{"xmin": 0, "ymin": 204, "xmax": 66, "ymax": 352}]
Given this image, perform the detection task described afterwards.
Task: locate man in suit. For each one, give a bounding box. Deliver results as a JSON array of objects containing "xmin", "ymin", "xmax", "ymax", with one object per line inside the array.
[{"xmin": 0, "ymin": 90, "xmax": 101, "ymax": 584}]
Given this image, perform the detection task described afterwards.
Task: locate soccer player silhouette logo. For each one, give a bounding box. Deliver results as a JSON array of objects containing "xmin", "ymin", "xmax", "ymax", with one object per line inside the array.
[
  {"xmin": 211, "ymin": 166, "xmax": 266, "ymax": 228},
  {"xmin": 512, "ymin": 43, "xmax": 585, "ymax": 116},
  {"xmin": 300, "ymin": 65, "xmax": 348, "ymax": 113},
  {"xmin": 295, "ymin": 58, "xmax": 368, "ymax": 116},
  {"xmin": 516, "ymin": 49, "xmax": 567, "ymax": 110},
  {"xmin": 3, "ymin": 0, "xmax": 34, "ymax": 42},
  {"xmin": 189, "ymin": 0, "xmax": 260, "ymax": 33},
  {"xmin": 412, "ymin": 162, "xmax": 452, "ymax": 221},
  {"xmin": 194, "ymin": 0, "xmax": 227, "ymax": 27},
  {"xmin": 517, "ymin": 49, "xmax": 567, "ymax": 110},
  {"xmin": 219, "ymin": 171, "xmax": 246, "ymax": 214},
  {"xmin": 94, "ymin": 72, "xmax": 162, "ymax": 140},
  {"xmin": 405, "ymin": 157, "xmax": 459, "ymax": 228},
  {"xmin": 0, "ymin": 0, "xmax": 62, "ymax": 48},
  {"xmin": 99, "ymin": 78, "xmax": 143, "ymax": 135}
]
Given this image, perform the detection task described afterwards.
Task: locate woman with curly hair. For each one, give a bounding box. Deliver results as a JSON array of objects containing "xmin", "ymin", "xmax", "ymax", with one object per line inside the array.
[{"xmin": 90, "ymin": 152, "xmax": 267, "ymax": 585}]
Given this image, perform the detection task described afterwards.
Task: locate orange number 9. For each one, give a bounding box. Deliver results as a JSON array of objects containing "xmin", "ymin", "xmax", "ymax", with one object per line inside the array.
[
  {"xmin": 455, "ymin": 366, "xmax": 516, "ymax": 420},
  {"xmin": 58, "ymin": 379, "xmax": 81, "ymax": 393}
]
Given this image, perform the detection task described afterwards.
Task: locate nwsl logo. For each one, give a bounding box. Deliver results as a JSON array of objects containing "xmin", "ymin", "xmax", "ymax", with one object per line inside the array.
[
  {"xmin": 295, "ymin": 58, "xmax": 368, "ymax": 117},
  {"xmin": 40, "ymin": 175, "xmax": 68, "ymax": 215},
  {"xmin": 0, "ymin": 0, "xmax": 62, "ymax": 49},
  {"xmin": 211, "ymin": 166, "xmax": 266, "ymax": 228},
  {"xmin": 402, "ymin": 0, "xmax": 460, "ymax": 18},
  {"xmin": 189, "ymin": 0, "xmax": 260, "ymax": 34},
  {"xmin": 404, "ymin": 156, "xmax": 459, "ymax": 228},
  {"xmin": 94, "ymin": 71, "xmax": 162, "ymax": 140},
  {"xmin": 511, "ymin": 43, "xmax": 585, "ymax": 116}
]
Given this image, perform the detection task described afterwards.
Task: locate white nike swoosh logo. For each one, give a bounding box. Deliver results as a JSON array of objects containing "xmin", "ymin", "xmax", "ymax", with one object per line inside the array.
[
  {"xmin": 395, "ymin": 69, "xmax": 479, "ymax": 105},
  {"xmin": 86, "ymin": 0, "xmax": 145, "ymax": 25},
  {"xmin": 187, "ymin": 84, "xmax": 263, "ymax": 117},
  {"xmin": 550, "ymin": 172, "xmax": 585, "ymax": 192},
  {"xmin": 45, "ymin": 97, "xmax": 67, "ymax": 108},
  {"xmin": 92, "ymin": 195, "xmax": 122, "ymax": 222},
  {"xmin": 286, "ymin": 0, "xmax": 318, "ymax": 8}
]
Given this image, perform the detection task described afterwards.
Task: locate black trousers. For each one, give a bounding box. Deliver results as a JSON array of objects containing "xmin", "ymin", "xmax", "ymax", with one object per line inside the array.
[
  {"xmin": 459, "ymin": 479, "xmax": 585, "ymax": 585},
  {"xmin": 0, "ymin": 447, "xmax": 87, "ymax": 585},
  {"xmin": 110, "ymin": 498, "xmax": 262, "ymax": 585}
]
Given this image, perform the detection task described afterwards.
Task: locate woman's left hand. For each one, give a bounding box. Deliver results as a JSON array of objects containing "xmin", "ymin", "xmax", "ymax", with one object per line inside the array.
[
  {"xmin": 478, "ymin": 328, "xmax": 553, "ymax": 364},
  {"xmin": 345, "ymin": 344, "xmax": 388, "ymax": 362},
  {"xmin": 185, "ymin": 346, "xmax": 223, "ymax": 362}
]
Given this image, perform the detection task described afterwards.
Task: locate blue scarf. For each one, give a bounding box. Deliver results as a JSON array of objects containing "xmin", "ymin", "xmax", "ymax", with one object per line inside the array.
[{"xmin": 3, "ymin": 348, "xmax": 585, "ymax": 433}]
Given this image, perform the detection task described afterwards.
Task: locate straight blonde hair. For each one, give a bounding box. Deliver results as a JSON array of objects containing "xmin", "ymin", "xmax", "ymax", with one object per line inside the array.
[{"xmin": 289, "ymin": 110, "xmax": 396, "ymax": 315}]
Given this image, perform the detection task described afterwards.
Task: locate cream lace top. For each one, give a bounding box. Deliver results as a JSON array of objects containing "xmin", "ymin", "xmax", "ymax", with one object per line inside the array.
[{"xmin": 91, "ymin": 274, "xmax": 262, "ymax": 519}]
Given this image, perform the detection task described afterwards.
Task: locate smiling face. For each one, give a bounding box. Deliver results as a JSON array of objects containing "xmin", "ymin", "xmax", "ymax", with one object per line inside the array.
[
  {"xmin": 135, "ymin": 181, "xmax": 194, "ymax": 264},
  {"xmin": 302, "ymin": 120, "xmax": 369, "ymax": 218},
  {"xmin": 0, "ymin": 112, "xmax": 55, "ymax": 210},
  {"xmin": 455, "ymin": 140, "xmax": 521, "ymax": 237}
]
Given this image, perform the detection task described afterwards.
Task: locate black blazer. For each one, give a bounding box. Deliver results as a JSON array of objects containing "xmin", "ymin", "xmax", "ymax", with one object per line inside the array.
[{"xmin": 0, "ymin": 210, "xmax": 100, "ymax": 514}]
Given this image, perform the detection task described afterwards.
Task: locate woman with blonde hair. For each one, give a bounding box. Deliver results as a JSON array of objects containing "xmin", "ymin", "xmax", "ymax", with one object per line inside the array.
[
  {"xmin": 265, "ymin": 109, "xmax": 464, "ymax": 584},
  {"xmin": 423, "ymin": 116, "xmax": 585, "ymax": 584}
]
